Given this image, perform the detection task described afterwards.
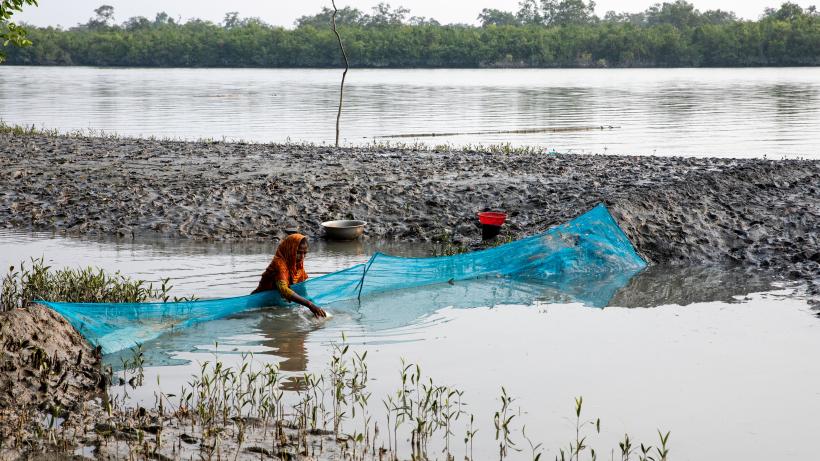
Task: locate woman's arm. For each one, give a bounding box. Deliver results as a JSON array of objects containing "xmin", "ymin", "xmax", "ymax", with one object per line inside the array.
[{"xmin": 276, "ymin": 281, "xmax": 326, "ymax": 318}]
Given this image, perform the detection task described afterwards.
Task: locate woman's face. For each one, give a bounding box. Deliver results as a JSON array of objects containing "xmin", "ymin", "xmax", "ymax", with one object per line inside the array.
[{"xmin": 296, "ymin": 239, "xmax": 308, "ymax": 264}]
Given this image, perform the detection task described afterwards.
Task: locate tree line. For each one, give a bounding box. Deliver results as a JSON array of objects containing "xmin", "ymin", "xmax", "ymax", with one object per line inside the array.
[{"xmin": 3, "ymin": 1, "xmax": 819, "ymax": 68}]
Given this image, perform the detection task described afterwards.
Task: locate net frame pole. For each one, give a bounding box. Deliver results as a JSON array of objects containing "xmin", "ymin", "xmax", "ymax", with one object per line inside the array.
[{"xmin": 356, "ymin": 254, "xmax": 377, "ymax": 301}]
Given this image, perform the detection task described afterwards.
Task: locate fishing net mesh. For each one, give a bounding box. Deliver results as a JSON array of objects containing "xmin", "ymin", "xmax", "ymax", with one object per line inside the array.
[{"xmin": 42, "ymin": 204, "xmax": 645, "ymax": 353}]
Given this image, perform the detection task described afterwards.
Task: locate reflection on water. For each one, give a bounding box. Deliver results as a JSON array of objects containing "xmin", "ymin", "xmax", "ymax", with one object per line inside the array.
[
  {"xmin": 1, "ymin": 67, "xmax": 819, "ymax": 157},
  {"xmin": 329, "ymin": 269, "xmax": 641, "ymax": 331},
  {"xmin": 0, "ymin": 228, "xmax": 428, "ymax": 299},
  {"xmin": 2, "ymin": 227, "xmax": 797, "ymax": 374},
  {"xmin": 610, "ymin": 265, "xmax": 778, "ymax": 308},
  {"xmin": 98, "ymin": 241, "xmax": 645, "ymax": 370},
  {"xmin": 4, "ymin": 228, "xmax": 785, "ymax": 344},
  {"xmin": 256, "ymin": 311, "xmax": 311, "ymax": 373},
  {"xmin": 14, "ymin": 230, "xmax": 815, "ymax": 460},
  {"xmin": 105, "ymin": 291, "xmax": 820, "ymax": 461},
  {"xmin": 109, "ymin": 263, "xmax": 788, "ymax": 375}
]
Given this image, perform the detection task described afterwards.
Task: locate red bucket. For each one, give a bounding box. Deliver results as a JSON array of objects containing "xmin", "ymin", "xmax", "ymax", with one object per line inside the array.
[{"xmin": 477, "ymin": 212, "xmax": 507, "ymax": 226}]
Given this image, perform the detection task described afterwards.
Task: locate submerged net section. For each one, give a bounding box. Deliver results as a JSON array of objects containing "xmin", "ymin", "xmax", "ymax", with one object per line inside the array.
[
  {"xmin": 43, "ymin": 291, "xmax": 288, "ymax": 356},
  {"xmin": 41, "ymin": 204, "xmax": 646, "ymax": 354},
  {"xmin": 298, "ymin": 203, "xmax": 645, "ymax": 304}
]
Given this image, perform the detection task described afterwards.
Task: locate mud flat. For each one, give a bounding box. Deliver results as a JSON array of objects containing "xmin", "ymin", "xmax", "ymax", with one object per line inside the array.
[
  {"xmin": 0, "ymin": 132, "xmax": 818, "ymax": 285},
  {"xmin": 1, "ymin": 131, "xmax": 819, "ymax": 457}
]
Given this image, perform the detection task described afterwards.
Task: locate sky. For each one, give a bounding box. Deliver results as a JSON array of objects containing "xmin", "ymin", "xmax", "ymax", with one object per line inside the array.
[{"xmin": 14, "ymin": 1, "xmax": 815, "ymax": 28}]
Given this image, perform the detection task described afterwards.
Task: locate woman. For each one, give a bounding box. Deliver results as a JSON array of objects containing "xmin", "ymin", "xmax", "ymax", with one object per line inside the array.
[{"xmin": 252, "ymin": 234, "xmax": 327, "ymax": 318}]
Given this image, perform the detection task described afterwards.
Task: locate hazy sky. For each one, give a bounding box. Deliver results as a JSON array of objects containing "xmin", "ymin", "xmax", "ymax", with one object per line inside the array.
[{"xmin": 15, "ymin": 1, "xmax": 815, "ymax": 28}]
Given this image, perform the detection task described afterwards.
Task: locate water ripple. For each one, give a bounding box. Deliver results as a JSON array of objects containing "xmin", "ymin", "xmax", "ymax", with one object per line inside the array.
[{"xmin": 1, "ymin": 67, "xmax": 819, "ymax": 157}]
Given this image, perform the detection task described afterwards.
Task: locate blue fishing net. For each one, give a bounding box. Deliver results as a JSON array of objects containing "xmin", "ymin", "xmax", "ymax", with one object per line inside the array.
[{"xmin": 41, "ymin": 204, "xmax": 646, "ymax": 354}]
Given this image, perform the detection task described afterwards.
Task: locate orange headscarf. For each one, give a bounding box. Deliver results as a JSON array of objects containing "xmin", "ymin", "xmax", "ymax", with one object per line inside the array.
[
  {"xmin": 252, "ymin": 234, "xmax": 309, "ymax": 294},
  {"xmin": 274, "ymin": 234, "xmax": 308, "ymax": 285}
]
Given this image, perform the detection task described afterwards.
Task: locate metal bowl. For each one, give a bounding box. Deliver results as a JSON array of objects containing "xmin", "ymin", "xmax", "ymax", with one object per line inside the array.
[{"xmin": 321, "ymin": 220, "xmax": 367, "ymax": 241}]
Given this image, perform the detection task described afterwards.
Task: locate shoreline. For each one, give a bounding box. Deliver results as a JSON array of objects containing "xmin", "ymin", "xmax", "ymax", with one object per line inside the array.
[{"xmin": 1, "ymin": 131, "xmax": 818, "ymax": 283}]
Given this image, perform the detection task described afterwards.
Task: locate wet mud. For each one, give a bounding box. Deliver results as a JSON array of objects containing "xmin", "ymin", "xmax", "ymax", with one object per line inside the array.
[{"xmin": 1, "ymin": 133, "xmax": 817, "ymax": 283}]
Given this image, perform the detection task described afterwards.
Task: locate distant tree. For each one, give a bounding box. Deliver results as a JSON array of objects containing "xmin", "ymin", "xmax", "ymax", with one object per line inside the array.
[
  {"xmin": 154, "ymin": 12, "xmax": 173, "ymax": 25},
  {"xmin": 364, "ymin": 3, "xmax": 410, "ymax": 26},
  {"xmin": 602, "ymin": 10, "xmax": 646, "ymax": 25},
  {"xmin": 237, "ymin": 17, "xmax": 268, "ymax": 28},
  {"xmin": 95, "ymin": 5, "xmax": 114, "ymax": 24},
  {"xmin": 123, "ymin": 16, "xmax": 151, "ymax": 31},
  {"xmin": 700, "ymin": 9, "xmax": 737, "ymax": 25},
  {"xmin": 85, "ymin": 4, "xmax": 115, "ymax": 29},
  {"xmin": 0, "ymin": 0, "xmax": 39, "ymax": 63},
  {"xmin": 295, "ymin": 6, "xmax": 363, "ymax": 28},
  {"xmin": 604, "ymin": 2, "xmax": 735, "ymax": 27},
  {"xmin": 516, "ymin": 0, "xmax": 597, "ymax": 26},
  {"xmin": 4, "ymin": 2, "xmax": 819, "ymax": 68},
  {"xmin": 408, "ymin": 15, "xmax": 440, "ymax": 26},
  {"xmin": 552, "ymin": 0, "xmax": 597, "ymax": 25},
  {"xmin": 223, "ymin": 12, "xmax": 240, "ymax": 29},
  {"xmin": 763, "ymin": 2, "xmax": 805, "ymax": 21},
  {"xmin": 516, "ymin": 0, "xmax": 543, "ymax": 24},
  {"xmin": 478, "ymin": 8, "xmax": 520, "ymax": 26},
  {"xmin": 645, "ymin": 1, "xmax": 700, "ymax": 28}
]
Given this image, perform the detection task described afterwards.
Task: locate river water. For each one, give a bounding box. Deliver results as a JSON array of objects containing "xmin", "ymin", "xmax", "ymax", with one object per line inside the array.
[
  {"xmin": 2, "ymin": 66, "xmax": 819, "ymax": 459},
  {"xmin": 1, "ymin": 66, "xmax": 819, "ymax": 157},
  {"xmin": 2, "ymin": 229, "xmax": 819, "ymax": 460}
]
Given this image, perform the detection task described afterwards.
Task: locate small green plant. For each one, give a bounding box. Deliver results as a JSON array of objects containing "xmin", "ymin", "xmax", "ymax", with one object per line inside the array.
[
  {"xmin": 494, "ymin": 386, "xmax": 519, "ymax": 460},
  {"xmin": 620, "ymin": 432, "xmax": 634, "ymax": 461},
  {"xmin": 329, "ymin": 335, "xmax": 351, "ymax": 438},
  {"xmin": 522, "ymin": 425, "xmax": 543, "ymax": 461},
  {"xmin": 656, "ymin": 430, "xmax": 671, "ymax": 461},
  {"xmin": 0, "ymin": 120, "xmax": 561, "ymax": 156},
  {"xmin": 440, "ymin": 387, "xmax": 464, "ymax": 459},
  {"xmin": 159, "ymin": 277, "xmax": 199, "ymax": 302},
  {"xmin": 349, "ymin": 350, "xmax": 372, "ymax": 453},
  {"xmin": 1, "ymin": 258, "xmax": 195, "ymax": 311},
  {"xmin": 464, "ymin": 413, "xmax": 478, "ymax": 461},
  {"xmin": 119, "ymin": 343, "xmax": 145, "ymax": 387},
  {"xmin": 430, "ymin": 232, "xmax": 472, "ymax": 256},
  {"xmin": 572, "ymin": 396, "xmax": 600, "ymax": 461},
  {"xmin": 2, "ymin": 326, "xmax": 677, "ymax": 460}
]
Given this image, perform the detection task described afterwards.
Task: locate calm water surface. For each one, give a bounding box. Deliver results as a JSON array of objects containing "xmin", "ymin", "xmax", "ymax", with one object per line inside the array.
[
  {"xmin": 2, "ymin": 229, "xmax": 818, "ymax": 460},
  {"xmin": 1, "ymin": 67, "xmax": 819, "ymax": 157}
]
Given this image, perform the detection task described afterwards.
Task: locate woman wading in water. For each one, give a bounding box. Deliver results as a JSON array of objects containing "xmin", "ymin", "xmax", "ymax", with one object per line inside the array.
[{"xmin": 252, "ymin": 234, "xmax": 326, "ymax": 318}]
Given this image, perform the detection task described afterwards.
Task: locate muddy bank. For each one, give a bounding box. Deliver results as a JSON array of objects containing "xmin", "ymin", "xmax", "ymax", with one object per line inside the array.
[
  {"xmin": 0, "ymin": 306, "xmax": 333, "ymax": 459},
  {"xmin": 0, "ymin": 132, "xmax": 818, "ymax": 282},
  {"xmin": 4, "ymin": 397, "xmax": 345, "ymax": 460},
  {"xmin": 0, "ymin": 305, "xmax": 106, "ymax": 454},
  {"xmin": 0, "ymin": 305, "xmax": 105, "ymax": 412}
]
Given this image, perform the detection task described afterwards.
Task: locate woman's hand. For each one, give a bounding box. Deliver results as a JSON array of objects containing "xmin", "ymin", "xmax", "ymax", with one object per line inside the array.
[{"xmin": 307, "ymin": 302, "xmax": 327, "ymax": 318}]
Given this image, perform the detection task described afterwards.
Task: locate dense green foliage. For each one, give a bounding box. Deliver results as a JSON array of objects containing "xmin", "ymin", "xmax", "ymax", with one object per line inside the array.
[
  {"xmin": 4, "ymin": 1, "xmax": 819, "ymax": 67},
  {"xmin": 0, "ymin": 0, "xmax": 38, "ymax": 62},
  {"xmin": 1, "ymin": 258, "xmax": 192, "ymax": 311}
]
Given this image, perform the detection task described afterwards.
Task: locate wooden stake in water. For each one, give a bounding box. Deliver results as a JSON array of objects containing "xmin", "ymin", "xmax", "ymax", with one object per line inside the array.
[{"xmin": 331, "ymin": 0, "xmax": 350, "ymax": 148}]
